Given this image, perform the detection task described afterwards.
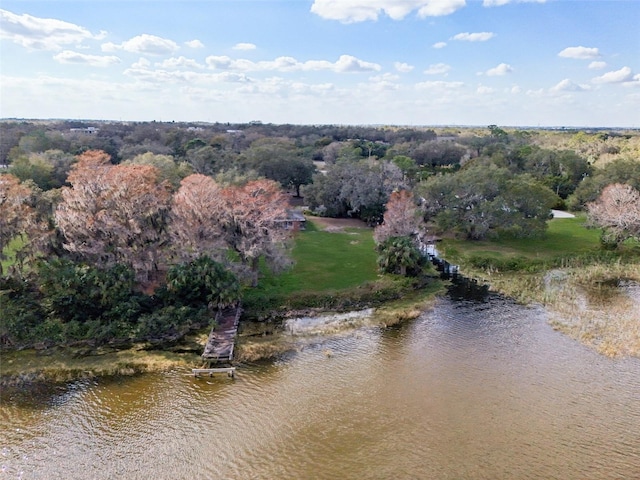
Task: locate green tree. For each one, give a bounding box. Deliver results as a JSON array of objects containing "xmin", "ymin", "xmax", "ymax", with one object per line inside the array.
[
  {"xmin": 165, "ymin": 256, "xmax": 240, "ymax": 309},
  {"xmin": 377, "ymin": 236, "xmax": 424, "ymax": 276},
  {"xmin": 305, "ymin": 159, "xmax": 406, "ymax": 225},
  {"xmin": 8, "ymin": 150, "xmax": 75, "ymax": 190},
  {"xmin": 569, "ymin": 159, "xmax": 640, "ymax": 210},
  {"xmin": 418, "ymin": 162, "xmax": 558, "ymax": 240},
  {"xmin": 124, "ymin": 152, "xmax": 193, "ymax": 188},
  {"xmin": 242, "ymin": 138, "xmax": 316, "ymax": 196}
]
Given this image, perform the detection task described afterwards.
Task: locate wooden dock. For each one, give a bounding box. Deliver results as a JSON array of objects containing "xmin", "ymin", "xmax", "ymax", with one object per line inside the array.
[{"xmin": 193, "ymin": 305, "xmax": 242, "ymax": 378}]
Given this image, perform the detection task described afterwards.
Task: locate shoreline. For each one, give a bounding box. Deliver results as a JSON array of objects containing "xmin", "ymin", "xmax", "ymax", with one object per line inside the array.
[
  {"xmin": 0, "ymin": 287, "xmax": 443, "ymax": 387},
  {"xmin": 4, "ymin": 260, "xmax": 639, "ymax": 386},
  {"xmin": 464, "ymin": 262, "xmax": 640, "ymax": 358}
]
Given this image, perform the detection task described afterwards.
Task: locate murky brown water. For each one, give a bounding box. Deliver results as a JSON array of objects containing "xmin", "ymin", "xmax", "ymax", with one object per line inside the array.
[{"xmin": 2, "ymin": 290, "xmax": 639, "ymax": 479}]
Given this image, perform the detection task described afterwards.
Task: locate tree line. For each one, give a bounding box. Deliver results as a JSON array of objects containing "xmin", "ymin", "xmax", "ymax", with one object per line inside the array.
[{"xmin": 1, "ymin": 121, "xmax": 639, "ymax": 348}]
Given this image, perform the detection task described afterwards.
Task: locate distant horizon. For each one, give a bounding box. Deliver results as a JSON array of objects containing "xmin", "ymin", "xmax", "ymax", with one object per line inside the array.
[
  {"xmin": 1, "ymin": 117, "xmax": 637, "ymax": 132},
  {"xmin": 1, "ymin": 1, "xmax": 638, "ymax": 127}
]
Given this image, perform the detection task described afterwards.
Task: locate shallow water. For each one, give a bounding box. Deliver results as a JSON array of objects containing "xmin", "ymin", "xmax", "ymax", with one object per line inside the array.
[{"xmin": 2, "ymin": 288, "xmax": 639, "ymax": 479}]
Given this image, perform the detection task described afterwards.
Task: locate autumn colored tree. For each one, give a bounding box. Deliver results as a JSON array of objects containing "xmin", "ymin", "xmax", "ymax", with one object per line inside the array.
[
  {"xmin": 0, "ymin": 174, "xmax": 36, "ymax": 275},
  {"xmin": 373, "ymin": 190, "xmax": 425, "ymax": 245},
  {"xmin": 218, "ymin": 179, "xmax": 292, "ymax": 285},
  {"xmin": 587, "ymin": 183, "xmax": 640, "ymax": 248},
  {"xmin": 55, "ymin": 150, "xmax": 172, "ymax": 283},
  {"xmin": 169, "ymin": 174, "xmax": 225, "ymax": 263},
  {"xmin": 374, "ymin": 190, "xmax": 426, "ymax": 277}
]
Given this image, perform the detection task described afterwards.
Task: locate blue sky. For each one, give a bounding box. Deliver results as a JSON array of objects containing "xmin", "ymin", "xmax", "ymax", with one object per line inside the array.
[{"xmin": 1, "ymin": 0, "xmax": 638, "ymax": 127}]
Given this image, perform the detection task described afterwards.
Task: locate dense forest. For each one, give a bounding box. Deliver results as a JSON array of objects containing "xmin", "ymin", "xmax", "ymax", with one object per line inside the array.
[{"xmin": 2, "ymin": 120, "xmax": 639, "ymax": 349}]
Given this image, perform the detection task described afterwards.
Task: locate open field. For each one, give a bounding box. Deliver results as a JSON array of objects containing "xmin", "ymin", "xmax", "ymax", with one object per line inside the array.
[
  {"xmin": 440, "ymin": 215, "xmax": 602, "ymax": 264},
  {"xmin": 248, "ymin": 218, "xmax": 378, "ymax": 296}
]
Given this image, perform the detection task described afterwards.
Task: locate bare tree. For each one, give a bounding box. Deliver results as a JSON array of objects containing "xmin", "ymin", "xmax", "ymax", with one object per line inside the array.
[{"xmin": 587, "ymin": 183, "xmax": 640, "ymax": 247}]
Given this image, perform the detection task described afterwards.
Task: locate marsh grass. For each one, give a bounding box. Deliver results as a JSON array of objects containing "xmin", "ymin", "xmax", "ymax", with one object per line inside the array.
[
  {"xmin": 462, "ymin": 262, "xmax": 640, "ymax": 357},
  {"xmin": 0, "ymin": 348, "xmax": 200, "ymax": 386},
  {"xmin": 546, "ymin": 264, "xmax": 640, "ymax": 357},
  {"xmin": 441, "ymin": 216, "xmax": 640, "ymax": 357}
]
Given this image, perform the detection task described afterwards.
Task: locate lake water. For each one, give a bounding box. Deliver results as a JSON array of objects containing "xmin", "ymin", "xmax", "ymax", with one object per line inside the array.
[{"xmin": 2, "ymin": 285, "xmax": 639, "ymax": 479}]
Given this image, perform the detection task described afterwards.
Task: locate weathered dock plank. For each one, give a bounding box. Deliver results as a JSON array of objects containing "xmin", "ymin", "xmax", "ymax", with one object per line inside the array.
[
  {"xmin": 201, "ymin": 305, "xmax": 242, "ymax": 364},
  {"xmin": 192, "ymin": 367, "xmax": 236, "ymax": 378}
]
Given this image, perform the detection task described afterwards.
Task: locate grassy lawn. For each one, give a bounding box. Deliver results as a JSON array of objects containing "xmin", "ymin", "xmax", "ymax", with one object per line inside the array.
[
  {"xmin": 250, "ymin": 219, "xmax": 379, "ymax": 297},
  {"xmin": 440, "ymin": 214, "xmax": 603, "ymax": 264}
]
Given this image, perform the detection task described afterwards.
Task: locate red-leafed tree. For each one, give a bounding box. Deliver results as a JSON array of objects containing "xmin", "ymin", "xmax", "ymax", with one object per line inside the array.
[
  {"xmin": 374, "ymin": 190, "xmax": 425, "ymax": 245},
  {"xmin": 55, "ymin": 150, "xmax": 172, "ymax": 283},
  {"xmin": 587, "ymin": 183, "xmax": 640, "ymax": 248},
  {"xmin": 374, "ymin": 190, "xmax": 426, "ymax": 276},
  {"xmin": 170, "ymin": 174, "xmax": 225, "ymax": 263},
  {"xmin": 218, "ymin": 179, "xmax": 292, "ymax": 285}
]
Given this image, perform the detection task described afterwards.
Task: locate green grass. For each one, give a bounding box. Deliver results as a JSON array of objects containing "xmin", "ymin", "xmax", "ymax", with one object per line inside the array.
[
  {"xmin": 440, "ymin": 215, "xmax": 602, "ymax": 264},
  {"xmin": 254, "ymin": 219, "xmax": 379, "ymax": 296}
]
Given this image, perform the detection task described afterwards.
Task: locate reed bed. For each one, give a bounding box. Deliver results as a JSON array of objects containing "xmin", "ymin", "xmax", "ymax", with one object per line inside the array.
[{"xmin": 469, "ymin": 262, "xmax": 640, "ymax": 357}]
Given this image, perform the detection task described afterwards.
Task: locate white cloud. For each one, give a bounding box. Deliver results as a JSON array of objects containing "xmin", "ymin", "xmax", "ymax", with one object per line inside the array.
[
  {"xmin": 550, "ymin": 79, "xmax": 589, "ymax": 93},
  {"xmin": 53, "ymin": 50, "xmax": 121, "ymax": 67},
  {"xmin": 0, "ymin": 8, "xmax": 106, "ymax": 50},
  {"xmin": 477, "ymin": 85, "xmax": 495, "ymax": 94},
  {"xmin": 558, "ymin": 46, "xmax": 600, "ymax": 60},
  {"xmin": 415, "ymin": 80, "xmax": 464, "ymax": 90},
  {"xmin": 185, "ymin": 39, "xmax": 204, "ymax": 49},
  {"xmin": 102, "ymin": 34, "xmax": 179, "ymax": 56},
  {"xmin": 370, "ymin": 72, "xmax": 400, "ymax": 82},
  {"xmin": 310, "ymin": 0, "xmax": 466, "ymax": 23},
  {"xmin": 124, "ymin": 62, "xmax": 253, "ymax": 84},
  {"xmin": 433, "ymin": 41, "xmax": 447, "ymax": 49},
  {"xmin": 485, "ymin": 63, "xmax": 513, "ymax": 76},
  {"xmin": 326, "ymin": 54, "xmax": 382, "ymax": 72},
  {"xmin": 131, "ymin": 57, "xmax": 151, "ymax": 69},
  {"xmin": 424, "ymin": 63, "xmax": 451, "ymax": 75},
  {"xmin": 483, "ymin": 0, "xmax": 546, "ymax": 6},
  {"xmin": 623, "ymin": 74, "xmax": 640, "ymax": 88},
  {"xmin": 510, "ymin": 85, "xmax": 522, "ymax": 94},
  {"xmin": 366, "ymin": 75, "xmax": 400, "ymax": 91},
  {"xmin": 592, "ymin": 66, "xmax": 633, "ymax": 84},
  {"xmin": 156, "ymin": 56, "xmax": 204, "ymax": 70},
  {"xmin": 452, "ymin": 32, "xmax": 495, "ymax": 42},
  {"xmin": 394, "ymin": 62, "xmax": 414, "ymax": 73},
  {"xmin": 206, "ymin": 54, "xmax": 381, "ymax": 73},
  {"xmin": 233, "ymin": 42, "xmax": 257, "ymax": 50},
  {"xmin": 588, "ymin": 61, "xmax": 607, "ymax": 70}
]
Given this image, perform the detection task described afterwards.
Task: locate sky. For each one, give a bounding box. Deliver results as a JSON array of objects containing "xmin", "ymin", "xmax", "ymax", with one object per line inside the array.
[{"xmin": 1, "ymin": 0, "xmax": 639, "ymax": 127}]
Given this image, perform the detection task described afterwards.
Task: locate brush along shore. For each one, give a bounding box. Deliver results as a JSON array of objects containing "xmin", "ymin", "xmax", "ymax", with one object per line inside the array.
[{"xmin": 0, "ymin": 285, "xmax": 443, "ymax": 387}]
